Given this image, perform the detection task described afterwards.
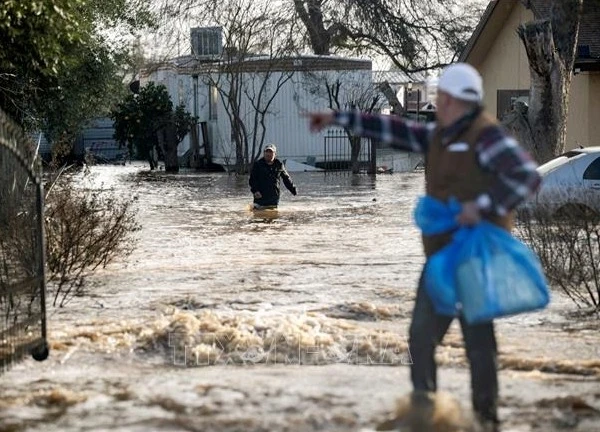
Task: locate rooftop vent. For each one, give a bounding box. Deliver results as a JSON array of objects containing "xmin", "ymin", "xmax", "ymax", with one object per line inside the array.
[{"xmin": 191, "ymin": 26, "xmax": 223, "ymax": 58}]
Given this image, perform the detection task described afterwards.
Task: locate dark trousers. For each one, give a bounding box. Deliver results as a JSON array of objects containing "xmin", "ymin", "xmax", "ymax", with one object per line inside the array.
[{"xmin": 408, "ymin": 271, "xmax": 499, "ymax": 424}]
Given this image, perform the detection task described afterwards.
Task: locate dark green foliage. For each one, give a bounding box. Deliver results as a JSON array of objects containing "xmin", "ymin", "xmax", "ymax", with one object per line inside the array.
[
  {"xmin": 0, "ymin": 0, "xmax": 156, "ymax": 140},
  {"xmin": 0, "ymin": 0, "xmax": 87, "ymax": 77},
  {"xmin": 112, "ymin": 82, "xmax": 172, "ymax": 161},
  {"xmin": 174, "ymin": 105, "xmax": 197, "ymax": 143},
  {"xmin": 111, "ymin": 82, "xmax": 196, "ymax": 168},
  {"xmin": 38, "ymin": 43, "xmax": 131, "ymax": 143}
]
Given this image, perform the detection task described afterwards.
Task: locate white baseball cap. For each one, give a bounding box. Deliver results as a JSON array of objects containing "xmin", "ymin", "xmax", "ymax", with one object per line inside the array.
[
  {"xmin": 265, "ymin": 144, "xmax": 277, "ymax": 152},
  {"xmin": 437, "ymin": 63, "xmax": 484, "ymax": 103}
]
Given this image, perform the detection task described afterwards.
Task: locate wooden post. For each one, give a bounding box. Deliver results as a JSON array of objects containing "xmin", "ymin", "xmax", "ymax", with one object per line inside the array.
[
  {"xmin": 190, "ymin": 75, "xmax": 202, "ymax": 169},
  {"xmin": 370, "ymin": 138, "xmax": 377, "ymax": 176}
]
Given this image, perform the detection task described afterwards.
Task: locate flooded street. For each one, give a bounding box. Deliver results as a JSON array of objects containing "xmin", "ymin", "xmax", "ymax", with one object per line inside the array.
[{"xmin": 1, "ymin": 164, "xmax": 599, "ymax": 432}]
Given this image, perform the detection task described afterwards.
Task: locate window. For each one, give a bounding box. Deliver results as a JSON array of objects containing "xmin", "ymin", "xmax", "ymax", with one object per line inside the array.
[
  {"xmin": 209, "ymin": 85, "xmax": 218, "ymax": 120},
  {"xmin": 583, "ymin": 156, "xmax": 600, "ymax": 180},
  {"xmin": 178, "ymin": 79, "xmax": 184, "ymax": 106},
  {"xmin": 496, "ymin": 90, "xmax": 529, "ymax": 120}
]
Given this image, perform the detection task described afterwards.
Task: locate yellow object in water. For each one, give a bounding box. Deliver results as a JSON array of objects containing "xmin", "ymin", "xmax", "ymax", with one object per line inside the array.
[{"xmin": 247, "ymin": 203, "xmax": 280, "ymax": 219}]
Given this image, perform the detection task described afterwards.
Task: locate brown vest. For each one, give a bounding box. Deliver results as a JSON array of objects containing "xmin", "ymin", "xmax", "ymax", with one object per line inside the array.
[{"xmin": 422, "ymin": 112, "xmax": 514, "ymax": 257}]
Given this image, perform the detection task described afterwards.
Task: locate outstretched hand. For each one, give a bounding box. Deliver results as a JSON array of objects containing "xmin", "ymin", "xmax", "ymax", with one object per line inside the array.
[{"xmin": 303, "ymin": 111, "xmax": 334, "ymax": 133}]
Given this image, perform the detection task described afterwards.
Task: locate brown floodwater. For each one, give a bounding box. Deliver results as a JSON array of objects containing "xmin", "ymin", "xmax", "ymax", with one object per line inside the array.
[{"xmin": 1, "ymin": 164, "xmax": 599, "ymax": 432}]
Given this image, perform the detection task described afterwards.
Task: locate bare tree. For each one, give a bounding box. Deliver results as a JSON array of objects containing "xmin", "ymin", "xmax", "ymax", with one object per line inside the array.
[
  {"xmin": 181, "ymin": 0, "xmax": 296, "ymax": 173},
  {"xmin": 297, "ymin": 70, "xmax": 384, "ymax": 173},
  {"xmin": 289, "ymin": 0, "xmax": 485, "ymax": 73},
  {"xmin": 506, "ymin": 0, "xmax": 585, "ymax": 163}
]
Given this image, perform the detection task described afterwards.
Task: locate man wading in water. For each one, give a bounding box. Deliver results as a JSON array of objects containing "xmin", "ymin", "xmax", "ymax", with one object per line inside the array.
[
  {"xmin": 249, "ymin": 144, "xmax": 297, "ymax": 210},
  {"xmin": 304, "ymin": 63, "xmax": 541, "ymax": 432}
]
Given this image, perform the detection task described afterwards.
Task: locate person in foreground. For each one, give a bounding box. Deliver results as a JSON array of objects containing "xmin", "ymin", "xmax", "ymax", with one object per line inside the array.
[
  {"xmin": 249, "ymin": 144, "xmax": 297, "ymax": 209},
  {"xmin": 305, "ymin": 63, "xmax": 542, "ymax": 432}
]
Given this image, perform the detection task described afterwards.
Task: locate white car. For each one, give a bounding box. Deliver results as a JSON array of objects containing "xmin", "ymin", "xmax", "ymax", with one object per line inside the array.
[{"xmin": 526, "ymin": 147, "xmax": 600, "ymax": 218}]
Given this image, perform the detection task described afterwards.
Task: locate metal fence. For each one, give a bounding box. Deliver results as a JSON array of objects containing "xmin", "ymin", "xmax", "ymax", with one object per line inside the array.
[
  {"xmin": 323, "ymin": 130, "xmax": 375, "ymax": 174},
  {"xmin": 0, "ymin": 109, "xmax": 49, "ymax": 373}
]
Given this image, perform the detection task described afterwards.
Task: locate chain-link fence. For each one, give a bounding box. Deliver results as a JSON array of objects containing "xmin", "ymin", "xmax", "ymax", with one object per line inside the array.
[{"xmin": 0, "ymin": 109, "xmax": 49, "ymax": 373}]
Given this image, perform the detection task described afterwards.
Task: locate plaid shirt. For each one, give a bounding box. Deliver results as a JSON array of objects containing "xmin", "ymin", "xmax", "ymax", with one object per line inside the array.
[{"xmin": 334, "ymin": 109, "xmax": 541, "ymax": 216}]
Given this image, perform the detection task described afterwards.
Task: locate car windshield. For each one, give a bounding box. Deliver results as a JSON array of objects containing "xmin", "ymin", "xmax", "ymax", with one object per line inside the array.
[{"xmin": 537, "ymin": 150, "xmax": 584, "ymax": 175}]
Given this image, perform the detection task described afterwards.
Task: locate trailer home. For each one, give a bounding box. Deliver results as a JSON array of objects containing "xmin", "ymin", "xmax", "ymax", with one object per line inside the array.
[{"xmin": 140, "ymin": 54, "xmax": 375, "ymax": 170}]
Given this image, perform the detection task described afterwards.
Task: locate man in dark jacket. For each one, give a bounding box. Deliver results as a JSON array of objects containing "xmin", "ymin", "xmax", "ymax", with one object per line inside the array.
[{"xmin": 249, "ymin": 144, "xmax": 297, "ymax": 209}]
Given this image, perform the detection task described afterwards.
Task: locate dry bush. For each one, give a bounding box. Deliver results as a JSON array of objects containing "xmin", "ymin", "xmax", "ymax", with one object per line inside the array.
[
  {"xmin": 516, "ymin": 209, "xmax": 600, "ymax": 314},
  {"xmin": 44, "ymin": 166, "xmax": 140, "ymax": 307}
]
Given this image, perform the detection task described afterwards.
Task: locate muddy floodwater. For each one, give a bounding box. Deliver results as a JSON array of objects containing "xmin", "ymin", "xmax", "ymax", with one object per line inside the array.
[{"xmin": 1, "ymin": 164, "xmax": 599, "ymax": 432}]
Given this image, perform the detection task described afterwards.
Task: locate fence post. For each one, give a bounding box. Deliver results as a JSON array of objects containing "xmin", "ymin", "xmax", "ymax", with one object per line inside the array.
[{"xmin": 0, "ymin": 109, "xmax": 49, "ymax": 372}]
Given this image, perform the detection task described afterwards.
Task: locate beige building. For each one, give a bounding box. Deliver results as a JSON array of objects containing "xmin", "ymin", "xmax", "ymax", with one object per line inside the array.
[{"xmin": 460, "ymin": 0, "xmax": 600, "ymax": 150}]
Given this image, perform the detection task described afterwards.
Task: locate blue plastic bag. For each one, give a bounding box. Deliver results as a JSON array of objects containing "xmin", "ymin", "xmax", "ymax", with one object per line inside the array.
[
  {"xmin": 414, "ymin": 195, "xmax": 461, "ymax": 235},
  {"xmin": 453, "ymin": 222, "xmax": 549, "ymax": 324},
  {"xmin": 423, "ymin": 229, "xmax": 467, "ymax": 316},
  {"xmin": 415, "ymin": 195, "xmax": 550, "ymax": 323},
  {"xmin": 415, "ymin": 195, "xmax": 462, "ymax": 315}
]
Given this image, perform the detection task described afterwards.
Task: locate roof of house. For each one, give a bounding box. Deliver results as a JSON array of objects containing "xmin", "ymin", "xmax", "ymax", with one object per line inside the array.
[
  {"xmin": 141, "ymin": 55, "xmax": 373, "ymax": 77},
  {"xmin": 372, "ymin": 70, "xmax": 427, "ymax": 84},
  {"xmin": 179, "ymin": 55, "xmax": 373, "ymax": 74},
  {"xmin": 460, "ymin": 0, "xmax": 600, "ymax": 66},
  {"xmin": 458, "ymin": 0, "xmax": 509, "ymax": 63},
  {"xmin": 406, "ymin": 101, "xmax": 436, "ymax": 112},
  {"xmin": 529, "ymin": 0, "xmax": 600, "ymax": 59}
]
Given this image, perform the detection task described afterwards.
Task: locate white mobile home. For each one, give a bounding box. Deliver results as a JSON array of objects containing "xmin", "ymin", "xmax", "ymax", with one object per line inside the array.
[{"xmin": 140, "ymin": 55, "xmax": 374, "ymax": 169}]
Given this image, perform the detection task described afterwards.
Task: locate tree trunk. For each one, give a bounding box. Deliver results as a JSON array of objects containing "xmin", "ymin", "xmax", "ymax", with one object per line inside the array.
[
  {"xmin": 510, "ymin": 0, "xmax": 583, "ymax": 163},
  {"xmin": 232, "ymin": 117, "xmax": 246, "ymax": 174},
  {"xmin": 157, "ymin": 121, "xmax": 180, "ymax": 173},
  {"xmin": 517, "ymin": 20, "xmax": 567, "ymax": 163},
  {"xmin": 501, "ymin": 101, "xmax": 534, "ymax": 154},
  {"xmin": 349, "ymin": 135, "xmax": 361, "ymax": 174},
  {"xmin": 293, "ymin": 0, "xmax": 332, "ymax": 55},
  {"xmin": 148, "ymin": 148, "xmax": 158, "ymax": 170},
  {"xmin": 189, "ymin": 121, "xmax": 202, "ymax": 169},
  {"xmin": 378, "ymin": 81, "xmax": 403, "ymax": 115}
]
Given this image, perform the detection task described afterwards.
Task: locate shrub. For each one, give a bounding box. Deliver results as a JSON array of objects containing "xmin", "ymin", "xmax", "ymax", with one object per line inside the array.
[
  {"xmin": 44, "ymin": 167, "xmax": 140, "ymax": 307},
  {"xmin": 516, "ymin": 209, "xmax": 600, "ymax": 315}
]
